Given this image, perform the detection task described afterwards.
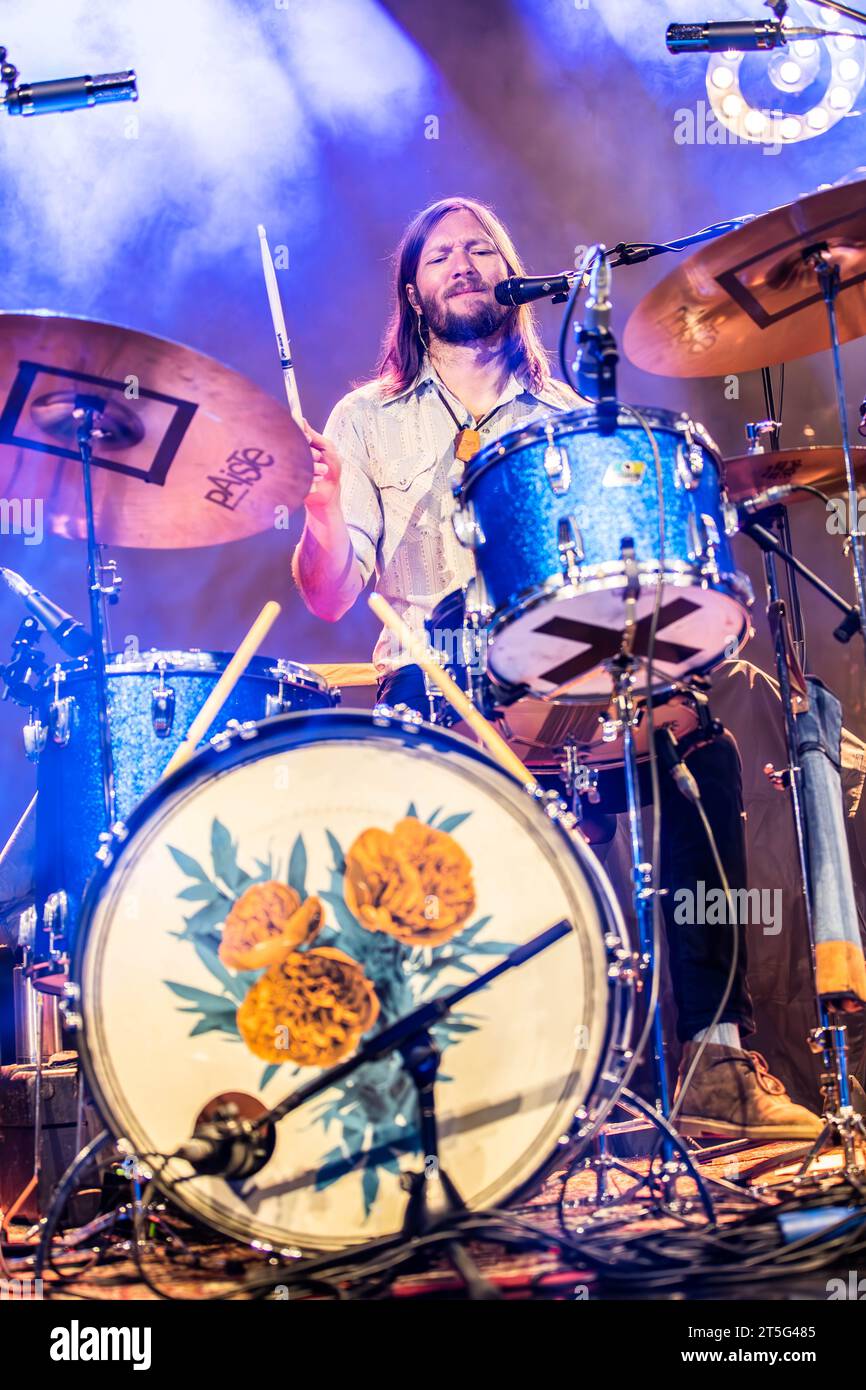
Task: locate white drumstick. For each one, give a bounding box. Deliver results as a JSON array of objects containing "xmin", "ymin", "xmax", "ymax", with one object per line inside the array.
[{"xmin": 257, "ymin": 224, "xmax": 303, "ymax": 425}]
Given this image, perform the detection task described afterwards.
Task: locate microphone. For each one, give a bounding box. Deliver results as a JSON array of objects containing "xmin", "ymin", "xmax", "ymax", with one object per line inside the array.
[
  {"xmin": 655, "ymin": 726, "xmax": 701, "ymax": 806},
  {"xmin": 574, "ymin": 248, "xmax": 617, "ymax": 411},
  {"xmin": 495, "ymin": 271, "xmax": 576, "ymax": 307},
  {"xmin": 173, "ymin": 1114, "xmax": 276, "ymax": 1179},
  {"xmin": 736, "ymin": 484, "xmax": 799, "ymax": 516},
  {"xmin": 2, "ymin": 70, "xmax": 137, "ymax": 117},
  {"xmin": 858, "ymin": 393, "xmax": 866, "ymax": 439},
  {"xmin": 0, "ymin": 568, "xmax": 93, "ymax": 657},
  {"xmin": 666, "ymin": 21, "xmax": 821, "ymax": 53}
]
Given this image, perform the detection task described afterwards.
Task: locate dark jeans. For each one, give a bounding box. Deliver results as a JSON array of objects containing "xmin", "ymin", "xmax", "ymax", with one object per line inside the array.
[{"xmin": 378, "ymin": 664, "xmax": 754, "ymax": 1043}]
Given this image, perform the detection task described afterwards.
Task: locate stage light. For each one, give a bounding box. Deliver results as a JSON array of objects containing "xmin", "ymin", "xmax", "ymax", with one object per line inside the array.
[{"xmin": 705, "ymin": 17, "xmax": 865, "ymax": 147}]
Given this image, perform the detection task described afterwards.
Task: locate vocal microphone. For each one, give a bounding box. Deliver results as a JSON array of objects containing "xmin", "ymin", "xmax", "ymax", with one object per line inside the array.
[
  {"xmin": 858, "ymin": 393, "xmax": 866, "ymax": 439},
  {"xmin": 666, "ymin": 21, "xmax": 823, "ymax": 54},
  {"xmin": 2, "ymin": 71, "xmax": 137, "ymax": 116},
  {"xmin": 494, "ymin": 271, "xmax": 577, "ymax": 307},
  {"xmin": 0, "ymin": 568, "xmax": 93, "ymax": 657}
]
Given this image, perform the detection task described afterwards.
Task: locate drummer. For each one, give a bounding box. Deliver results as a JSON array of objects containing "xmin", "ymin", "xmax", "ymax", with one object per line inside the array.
[{"xmin": 293, "ymin": 195, "xmax": 821, "ymax": 1143}]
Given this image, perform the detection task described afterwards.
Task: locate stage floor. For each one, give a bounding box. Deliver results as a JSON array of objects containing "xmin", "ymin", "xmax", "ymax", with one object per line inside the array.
[{"xmin": 5, "ymin": 1136, "xmax": 862, "ymax": 1301}]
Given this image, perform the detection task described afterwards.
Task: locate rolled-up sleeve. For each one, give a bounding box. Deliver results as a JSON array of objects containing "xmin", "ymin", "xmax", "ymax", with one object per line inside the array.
[{"xmin": 323, "ymin": 396, "xmax": 382, "ymax": 585}]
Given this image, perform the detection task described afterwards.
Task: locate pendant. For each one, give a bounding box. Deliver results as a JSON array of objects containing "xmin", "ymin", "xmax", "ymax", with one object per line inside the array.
[{"xmin": 454, "ymin": 427, "xmax": 482, "ymax": 462}]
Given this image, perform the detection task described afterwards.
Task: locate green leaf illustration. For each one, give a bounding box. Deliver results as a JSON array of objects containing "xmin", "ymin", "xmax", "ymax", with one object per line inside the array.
[
  {"xmin": 288, "ymin": 834, "xmax": 307, "ymax": 901},
  {"xmin": 426, "ymin": 805, "xmax": 443, "ymax": 826},
  {"xmin": 211, "ymin": 819, "xmax": 245, "ymax": 893},
  {"xmin": 167, "ymin": 845, "xmax": 211, "ymax": 882},
  {"xmin": 325, "ymin": 829, "xmax": 346, "ymax": 875},
  {"xmin": 175, "ymin": 896, "xmax": 233, "ymax": 940},
  {"xmin": 192, "ymin": 936, "xmax": 249, "ymax": 1003},
  {"xmin": 176, "ymin": 882, "xmax": 222, "ymax": 903},
  {"xmin": 361, "ymin": 1165, "xmax": 380, "ymax": 1215},
  {"xmin": 436, "ymin": 812, "xmax": 472, "ymax": 834}
]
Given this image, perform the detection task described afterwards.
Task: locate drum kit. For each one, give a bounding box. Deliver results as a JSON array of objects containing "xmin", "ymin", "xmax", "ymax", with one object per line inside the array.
[{"xmin": 2, "ymin": 177, "xmax": 866, "ymax": 1269}]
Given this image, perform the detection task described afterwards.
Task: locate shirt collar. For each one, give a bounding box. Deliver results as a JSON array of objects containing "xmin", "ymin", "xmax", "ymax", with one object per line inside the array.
[{"xmin": 382, "ymin": 355, "xmax": 565, "ymax": 413}]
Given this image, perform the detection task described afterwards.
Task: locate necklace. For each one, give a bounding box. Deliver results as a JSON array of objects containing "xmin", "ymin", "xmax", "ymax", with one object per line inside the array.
[{"xmin": 434, "ymin": 385, "xmax": 504, "ymax": 463}]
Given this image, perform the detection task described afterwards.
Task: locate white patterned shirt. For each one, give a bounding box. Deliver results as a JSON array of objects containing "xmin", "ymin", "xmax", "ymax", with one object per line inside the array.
[{"xmin": 324, "ymin": 358, "xmax": 581, "ymax": 673}]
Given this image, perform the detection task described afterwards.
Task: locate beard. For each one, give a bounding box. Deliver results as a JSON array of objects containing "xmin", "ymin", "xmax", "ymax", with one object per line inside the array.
[{"xmin": 419, "ymin": 286, "xmax": 509, "ymax": 345}]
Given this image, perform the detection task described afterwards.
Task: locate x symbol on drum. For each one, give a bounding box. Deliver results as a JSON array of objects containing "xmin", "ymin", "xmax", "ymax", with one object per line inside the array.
[{"xmin": 533, "ymin": 596, "xmax": 703, "ymax": 686}]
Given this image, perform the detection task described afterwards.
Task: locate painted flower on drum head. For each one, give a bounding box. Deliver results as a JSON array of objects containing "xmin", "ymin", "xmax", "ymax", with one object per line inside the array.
[
  {"xmin": 343, "ymin": 816, "xmax": 476, "ymax": 947},
  {"xmin": 237, "ymin": 944, "xmax": 380, "ymax": 1067},
  {"xmin": 219, "ymin": 881, "xmax": 322, "ymax": 970}
]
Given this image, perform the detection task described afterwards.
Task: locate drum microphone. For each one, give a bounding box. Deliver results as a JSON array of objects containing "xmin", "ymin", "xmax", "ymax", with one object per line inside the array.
[
  {"xmin": 573, "ymin": 249, "xmax": 618, "ymax": 421},
  {"xmin": 2, "ymin": 71, "xmax": 137, "ymax": 117},
  {"xmin": 735, "ymin": 484, "xmax": 799, "ymax": 516},
  {"xmin": 494, "ymin": 272, "xmax": 577, "ymax": 307},
  {"xmin": 666, "ymin": 21, "xmax": 824, "ymax": 53},
  {"xmin": 173, "ymin": 1113, "xmax": 277, "ymax": 1180},
  {"xmin": 654, "ymin": 726, "xmax": 701, "ymax": 806},
  {"xmin": 0, "ymin": 567, "xmax": 93, "ymax": 657}
]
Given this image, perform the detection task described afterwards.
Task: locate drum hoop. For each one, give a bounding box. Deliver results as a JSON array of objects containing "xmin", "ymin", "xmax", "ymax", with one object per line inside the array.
[
  {"xmin": 72, "ymin": 708, "xmax": 634, "ymax": 1250},
  {"xmin": 41, "ymin": 650, "xmax": 332, "ymax": 697},
  {"xmin": 455, "ymin": 404, "xmax": 722, "ymax": 501}
]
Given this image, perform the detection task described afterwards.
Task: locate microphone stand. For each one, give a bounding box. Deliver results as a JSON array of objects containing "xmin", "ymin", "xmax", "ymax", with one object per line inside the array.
[{"xmin": 189, "ymin": 921, "xmax": 574, "ymax": 1299}]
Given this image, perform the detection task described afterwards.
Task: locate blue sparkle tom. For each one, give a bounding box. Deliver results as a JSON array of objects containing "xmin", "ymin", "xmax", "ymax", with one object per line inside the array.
[{"xmin": 452, "ymin": 404, "xmax": 753, "ymax": 700}]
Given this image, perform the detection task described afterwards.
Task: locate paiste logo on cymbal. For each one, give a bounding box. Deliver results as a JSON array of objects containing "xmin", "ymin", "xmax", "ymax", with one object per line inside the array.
[{"xmin": 205, "ymin": 446, "xmax": 275, "ymax": 510}]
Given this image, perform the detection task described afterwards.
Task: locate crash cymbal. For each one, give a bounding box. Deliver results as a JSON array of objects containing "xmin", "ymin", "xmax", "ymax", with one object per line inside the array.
[
  {"xmin": 723, "ymin": 445, "xmax": 866, "ymax": 502},
  {"xmin": 0, "ymin": 312, "xmax": 311, "ymax": 548},
  {"xmin": 624, "ymin": 180, "xmax": 866, "ymax": 377}
]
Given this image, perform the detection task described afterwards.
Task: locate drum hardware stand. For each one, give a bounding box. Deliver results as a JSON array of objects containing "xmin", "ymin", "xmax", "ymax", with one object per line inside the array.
[
  {"xmin": 805, "ymin": 243, "xmax": 866, "ymax": 665},
  {"xmin": 168, "ymin": 921, "xmax": 574, "ymax": 1299},
  {"xmin": 0, "ymin": 616, "xmax": 50, "ymax": 761},
  {"xmin": 567, "ymin": 1086, "xmax": 770, "ymax": 1216},
  {"xmin": 73, "ymin": 397, "xmax": 119, "ymax": 831},
  {"xmin": 739, "ymin": 503, "xmax": 866, "ymax": 1184},
  {"xmin": 603, "ymin": 655, "xmax": 674, "ymax": 1163}
]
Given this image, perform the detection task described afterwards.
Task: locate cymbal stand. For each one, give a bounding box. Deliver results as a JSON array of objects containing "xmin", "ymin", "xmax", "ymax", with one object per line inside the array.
[
  {"xmin": 806, "ymin": 245, "xmax": 866, "ymax": 665},
  {"xmin": 74, "ymin": 397, "xmax": 117, "ymax": 832},
  {"xmin": 740, "ymin": 506, "xmax": 866, "ymax": 1183}
]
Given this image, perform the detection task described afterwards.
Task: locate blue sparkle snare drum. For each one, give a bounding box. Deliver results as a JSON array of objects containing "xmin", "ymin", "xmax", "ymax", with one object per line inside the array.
[
  {"xmin": 32, "ymin": 650, "xmax": 336, "ymax": 938},
  {"xmin": 452, "ymin": 405, "xmax": 753, "ymax": 700}
]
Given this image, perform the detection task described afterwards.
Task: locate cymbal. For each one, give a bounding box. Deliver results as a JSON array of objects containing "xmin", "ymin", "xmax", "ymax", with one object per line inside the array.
[
  {"xmin": 0, "ymin": 312, "xmax": 311, "ymax": 548},
  {"xmin": 623, "ymin": 181, "xmax": 866, "ymax": 377},
  {"xmin": 723, "ymin": 445, "xmax": 866, "ymax": 502}
]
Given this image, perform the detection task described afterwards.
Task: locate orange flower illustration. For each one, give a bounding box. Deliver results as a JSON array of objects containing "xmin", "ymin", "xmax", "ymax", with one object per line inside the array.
[
  {"xmin": 344, "ymin": 816, "xmax": 475, "ymax": 947},
  {"xmin": 219, "ymin": 881, "xmax": 322, "ymax": 970},
  {"xmin": 237, "ymin": 945, "xmax": 380, "ymax": 1066}
]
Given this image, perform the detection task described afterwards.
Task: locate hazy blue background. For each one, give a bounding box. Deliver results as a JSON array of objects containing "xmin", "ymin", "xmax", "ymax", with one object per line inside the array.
[{"xmin": 2, "ymin": 0, "xmax": 866, "ymax": 844}]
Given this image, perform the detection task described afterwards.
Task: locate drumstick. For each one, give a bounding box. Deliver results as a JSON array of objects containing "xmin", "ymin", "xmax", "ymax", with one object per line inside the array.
[
  {"xmin": 257, "ymin": 224, "xmax": 303, "ymax": 424},
  {"xmin": 368, "ymin": 593, "xmax": 539, "ymax": 790},
  {"xmin": 161, "ymin": 601, "xmax": 281, "ymax": 780}
]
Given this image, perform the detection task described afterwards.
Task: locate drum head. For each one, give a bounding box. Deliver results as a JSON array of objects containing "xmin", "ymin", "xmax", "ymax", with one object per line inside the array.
[
  {"xmin": 488, "ymin": 582, "xmax": 750, "ymax": 700},
  {"xmin": 76, "ymin": 712, "xmax": 626, "ymax": 1250}
]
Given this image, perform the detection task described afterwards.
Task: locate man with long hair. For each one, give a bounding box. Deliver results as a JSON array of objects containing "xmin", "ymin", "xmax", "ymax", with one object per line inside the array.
[{"xmin": 293, "ymin": 196, "xmax": 821, "ymax": 1141}]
